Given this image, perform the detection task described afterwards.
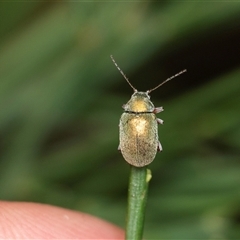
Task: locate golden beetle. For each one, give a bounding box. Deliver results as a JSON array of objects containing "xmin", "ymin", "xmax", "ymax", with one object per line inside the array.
[{"xmin": 111, "ymin": 55, "xmax": 186, "ymax": 167}]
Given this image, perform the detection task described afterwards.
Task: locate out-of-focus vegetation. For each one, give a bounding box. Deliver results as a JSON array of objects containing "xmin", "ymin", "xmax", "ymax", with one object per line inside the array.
[{"xmin": 0, "ymin": 2, "xmax": 240, "ymax": 239}]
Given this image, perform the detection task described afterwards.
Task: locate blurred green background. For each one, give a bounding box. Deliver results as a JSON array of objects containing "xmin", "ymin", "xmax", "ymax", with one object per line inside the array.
[{"xmin": 0, "ymin": 2, "xmax": 240, "ymax": 239}]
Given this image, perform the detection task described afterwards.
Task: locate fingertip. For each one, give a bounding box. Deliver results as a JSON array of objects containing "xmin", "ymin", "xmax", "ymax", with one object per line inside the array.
[{"xmin": 0, "ymin": 201, "xmax": 124, "ymax": 239}]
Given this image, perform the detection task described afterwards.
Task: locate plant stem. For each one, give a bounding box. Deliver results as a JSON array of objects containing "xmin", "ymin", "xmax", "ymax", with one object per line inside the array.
[{"xmin": 125, "ymin": 166, "xmax": 152, "ymax": 240}]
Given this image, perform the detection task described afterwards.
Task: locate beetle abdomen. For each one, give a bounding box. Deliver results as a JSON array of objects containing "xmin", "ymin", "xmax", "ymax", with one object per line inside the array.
[{"xmin": 119, "ymin": 113, "xmax": 158, "ymax": 167}]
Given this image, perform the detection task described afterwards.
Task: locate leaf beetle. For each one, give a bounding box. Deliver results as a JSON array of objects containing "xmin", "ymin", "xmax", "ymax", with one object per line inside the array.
[{"xmin": 111, "ymin": 55, "xmax": 186, "ymax": 167}]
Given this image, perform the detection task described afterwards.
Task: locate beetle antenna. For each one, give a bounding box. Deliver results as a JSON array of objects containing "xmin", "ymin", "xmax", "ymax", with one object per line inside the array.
[
  {"xmin": 147, "ymin": 69, "xmax": 187, "ymax": 94},
  {"xmin": 110, "ymin": 55, "xmax": 137, "ymax": 92}
]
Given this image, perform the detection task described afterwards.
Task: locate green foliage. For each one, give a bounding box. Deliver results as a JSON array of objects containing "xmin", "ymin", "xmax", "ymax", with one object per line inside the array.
[{"xmin": 0, "ymin": 2, "xmax": 240, "ymax": 239}]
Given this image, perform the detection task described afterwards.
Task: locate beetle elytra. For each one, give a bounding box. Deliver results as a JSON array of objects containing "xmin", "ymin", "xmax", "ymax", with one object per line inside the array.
[{"xmin": 111, "ymin": 55, "xmax": 186, "ymax": 167}]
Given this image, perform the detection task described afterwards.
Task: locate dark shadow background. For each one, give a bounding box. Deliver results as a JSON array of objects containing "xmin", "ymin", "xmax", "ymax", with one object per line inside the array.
[{"xmin": 0, "ymin": 2, "xmax": 240, "ymax": 239}]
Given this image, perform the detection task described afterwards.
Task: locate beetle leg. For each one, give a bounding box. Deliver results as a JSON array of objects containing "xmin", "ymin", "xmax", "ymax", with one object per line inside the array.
[
  {"xmin": 153, "ymin": 107, "xmax": 164, "ymax": 114},
  {"xmin": 157, "ymin": 118, "xmax": 164, "ymax": 124},
  {"xmin": 157, "ymin": 141, "xmax": 163, "ymax": 152}
]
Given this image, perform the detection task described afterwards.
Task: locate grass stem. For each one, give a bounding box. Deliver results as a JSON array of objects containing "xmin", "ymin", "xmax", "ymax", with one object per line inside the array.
[{"xmin": 125, "ymin": 166, "xmax": 151, "ymax": 240}]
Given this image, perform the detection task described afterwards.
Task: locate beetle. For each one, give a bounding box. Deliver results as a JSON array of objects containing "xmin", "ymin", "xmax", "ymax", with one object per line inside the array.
[{"xmin": 111, "ymin": 55, "xmax": 186, "ymax": 167}]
